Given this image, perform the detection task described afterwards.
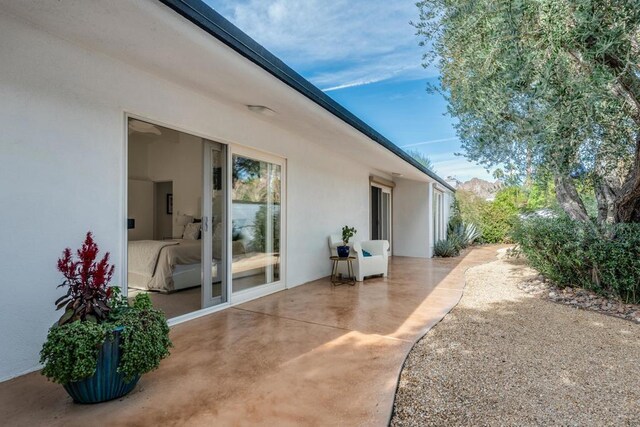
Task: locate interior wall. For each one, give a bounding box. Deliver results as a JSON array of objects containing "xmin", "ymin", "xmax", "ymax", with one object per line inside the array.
[
  {"xmin": 128, "ymin": 179, "xmax": 154, "ymax": 240},
  {"xmin": 148, "ymin": 132, "xmax": 203, "ymax": 237},
  {"xmin": 154, "ymin": 181, "xmax": 173, "ymax": 240},
  {"xmin": 0, "ymin": 12, "xmax": 409, "ymax": 380},
  {"xmin": 128, "ymin": 129, "xmax": 203, "ymax": 239}
]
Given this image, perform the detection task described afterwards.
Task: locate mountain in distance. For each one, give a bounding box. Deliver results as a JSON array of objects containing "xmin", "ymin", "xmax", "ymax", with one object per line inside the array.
[{"xmin": 445, "ymin": 176, "xmax": 503, "ymax": 201}]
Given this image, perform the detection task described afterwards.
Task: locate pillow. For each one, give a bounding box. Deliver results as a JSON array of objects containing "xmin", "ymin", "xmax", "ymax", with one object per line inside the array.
[
  {"xmin": 182, "ymin": 222, "xmax": 201, "ymax": 240},
  {"xmin": 362, "ymin": 249, "xmax": 372, "ymax": 257}
]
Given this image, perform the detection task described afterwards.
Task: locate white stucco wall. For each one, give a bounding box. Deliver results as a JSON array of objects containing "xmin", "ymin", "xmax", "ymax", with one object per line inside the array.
[
  {"xmin": 392, "ymin": 179, "xmax": 431, "ymax": 258},
  {"xmin": 0, "ymin": 14, "xmax": 375, "ymax": 380}
]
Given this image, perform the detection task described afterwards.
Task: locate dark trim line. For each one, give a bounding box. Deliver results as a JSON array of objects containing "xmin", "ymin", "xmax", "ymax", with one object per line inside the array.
[{"xmin": 157, "ymin": 0, "xmax": 455, "ymax": 192}]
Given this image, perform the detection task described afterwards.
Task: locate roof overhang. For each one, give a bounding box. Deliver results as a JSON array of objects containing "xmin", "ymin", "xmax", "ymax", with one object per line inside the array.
[{"xmin": 0, "ymin": 0, "xmax": 454, "ymax": 191}]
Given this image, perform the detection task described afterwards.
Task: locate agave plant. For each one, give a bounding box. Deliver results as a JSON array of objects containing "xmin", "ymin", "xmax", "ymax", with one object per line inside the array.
[
  {"xmin": 448, "ymin": 221, "xmax": 481, "ymax": 249},
  {"xmin": 461, "ymin": 222, "xmax": 480, "ymax": 246},
  {"xmin": 434, "ymin": 239, "xmax": 459, "ymax": 257}
]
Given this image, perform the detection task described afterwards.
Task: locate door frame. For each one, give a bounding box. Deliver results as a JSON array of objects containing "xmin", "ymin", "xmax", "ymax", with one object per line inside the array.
[
  {"xmin": 202, "ymin": 141, "xmax": 228, "ymax": 309},
  {"xmin": 370, "ymin": 182, "xmax": 393, "ymax": 253},
  {"xmin": 433, "ymin": 189, "xmax": 445, "ymax": 245},
  {"xmin": 227, "ymin": 143, "xmax": 287, "ymax": 305},
  {"xmin": 123, "ymin": 113, "xmax": 287, "ymax": 325}
]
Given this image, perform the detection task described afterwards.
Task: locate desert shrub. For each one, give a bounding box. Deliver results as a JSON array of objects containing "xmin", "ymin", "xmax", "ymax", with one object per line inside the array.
[
  {"xmin": 434, "ymin": 239, "xmax": 459, "ymax": 257},
  {"xmin": 455, "ymin": 190, "xmax": 484, "ymax": 230},
  {"xmin": 479, "ymin": 187, "xmax": 523, "ymax": 243},
  {"xmin": 478, "ymin": 204, "xmax": 514, "ymax": 243},
  {"xmin": 448, "ymin": 198, "xmax": 464, "ymax": 231},
  {"xmin": 448, "ymin": 198, "xmax": 480, "ymax": 246},
  {"xmin": 512, "ymin": 215, "xmax": 595, "ymax": 288},
  {"xmin": 455, "ymin": 187, "xmax": 521, "ymax": 244},
  {"xmin": 513, "ymin": 216, "xmax": 640, "ymax": 303},
  {"xmin": 590, "ymin": 224, "xmax": 640, "ymax": 303}
]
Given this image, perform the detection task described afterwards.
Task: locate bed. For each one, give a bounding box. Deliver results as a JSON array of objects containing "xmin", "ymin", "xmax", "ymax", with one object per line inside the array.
[
  {"xmin": 128, "ymin": 239, "xmax": 202, "ymax": 293},
  {"xmin": 127, "ymin": 238, "xmax": 276, "ymax": 293}
]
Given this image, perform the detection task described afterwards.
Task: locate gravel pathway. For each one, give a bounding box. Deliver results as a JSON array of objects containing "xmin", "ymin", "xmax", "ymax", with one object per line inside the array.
[{"xmin": 391, "ymin": 254, "xmax": 640, "ymax": 426}]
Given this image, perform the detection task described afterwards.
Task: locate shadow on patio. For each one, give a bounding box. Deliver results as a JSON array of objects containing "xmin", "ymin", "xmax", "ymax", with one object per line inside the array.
[{"xmin": 0, "ymin": 245, "xmax": 501, "ymax": 426}]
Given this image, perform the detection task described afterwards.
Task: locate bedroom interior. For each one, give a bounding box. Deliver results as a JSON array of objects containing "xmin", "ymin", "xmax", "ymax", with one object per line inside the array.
[{"xmin": 127, "ymin": 118, "xmax": 282, "ymax": 319}]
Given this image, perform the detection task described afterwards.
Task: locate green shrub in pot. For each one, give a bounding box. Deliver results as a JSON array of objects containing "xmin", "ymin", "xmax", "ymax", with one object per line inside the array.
[{"xmin": 39, "ymin": 232, "xmax": 172, "ymax": 402}]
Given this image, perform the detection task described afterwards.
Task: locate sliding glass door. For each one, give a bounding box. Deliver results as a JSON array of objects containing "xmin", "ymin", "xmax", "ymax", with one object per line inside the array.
[
  {"xmin": 231, "ymin": 150, "xmax": 283, "ymax": 294},
  {"xmin": 202, "ymin": 142, "xmax": 228, "ymax": 308},
  {"xmin": 126, "ymin": 117, "xmax": 287, "ymax": 318},
  {"xmin": 371, "ymin": 184, "xmax": 392, "ymax": 252}
]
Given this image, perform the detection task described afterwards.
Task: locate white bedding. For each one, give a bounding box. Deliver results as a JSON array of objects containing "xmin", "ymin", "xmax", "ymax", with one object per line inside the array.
[
  {"xmin": 128, "ymin": 240, "xmax": 178, "ymax": 277},
  {"xmin": 127, "ymin": 239, "xmax": 278, "ymax": 294},
  {"xmin": 128, "ymin": 239, "xmax": 201, "ymax": 292}
]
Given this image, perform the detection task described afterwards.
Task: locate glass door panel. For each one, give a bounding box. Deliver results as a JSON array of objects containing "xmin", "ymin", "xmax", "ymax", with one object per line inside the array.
[
  {"xmin": 371, "ymin": 184, "xmax": 392, "ymax": 251},
  {"xmin": 381, "ymin": 190, "xmax": 391, "ymax": 248},
  {"xmin": 371, "ymin": 186, "xmax": 381, "ymax": 239},
  {"xmin": 231, "ymin": 155, "xmax": 281, "ymax": 293},
  {"xmin": 202, "ymin": 142, "xmax": 227, "ymax": 308}
]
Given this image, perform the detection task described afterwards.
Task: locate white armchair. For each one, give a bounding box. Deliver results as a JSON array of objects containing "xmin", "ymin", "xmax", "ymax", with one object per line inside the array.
[
  {"xmin": 328, "ymin": 235, "xmax": 390, "ymax": 281},
  {"xmin": 352, "ymin": 240, "xmax": 389, "ymax": 281}
]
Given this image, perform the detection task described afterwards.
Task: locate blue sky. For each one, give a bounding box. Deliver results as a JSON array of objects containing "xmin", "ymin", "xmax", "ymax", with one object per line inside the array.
[{"xmin": 205, "ymin": 0, "xmax": 493, "ymax": 181}]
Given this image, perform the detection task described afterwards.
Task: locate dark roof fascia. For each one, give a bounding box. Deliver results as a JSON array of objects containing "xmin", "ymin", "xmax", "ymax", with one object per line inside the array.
[{"xmin": 157, "ymin": 0, "xmax": 455, "ymax": 192}]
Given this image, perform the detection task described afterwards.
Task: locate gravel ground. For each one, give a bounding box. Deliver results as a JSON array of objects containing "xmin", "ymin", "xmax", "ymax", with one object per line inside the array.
[{"xmin": 391, "ymin": 254, "xmax": 640, "ymax": 427}]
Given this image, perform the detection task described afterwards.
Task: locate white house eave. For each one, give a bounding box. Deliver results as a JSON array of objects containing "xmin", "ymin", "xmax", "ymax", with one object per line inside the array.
[{"xmin": 0, "ymin": 0, "xmax": 449, "ymax": 187}]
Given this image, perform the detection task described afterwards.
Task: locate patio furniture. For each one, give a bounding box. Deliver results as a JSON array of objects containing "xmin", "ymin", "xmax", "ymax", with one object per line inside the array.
[
  {"xmin": 352, "ymin": 240, "xmax": 389, "ymax": 281},
  {"xmin": 329, "ymin": 256, "xmax": 356, "ymax": 286},
  {"xmin": 328, "ymin": 235, "xmax": 390, "ymax": 282},
  {"xmin": 328, "ymin": 235, "xmax": 353, "ymax": 277}
]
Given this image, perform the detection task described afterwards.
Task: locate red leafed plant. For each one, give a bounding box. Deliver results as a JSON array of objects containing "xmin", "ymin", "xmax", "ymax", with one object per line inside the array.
[{"xmin": 55, "ymin": 232, "xmax": 115, "ymax": 325}]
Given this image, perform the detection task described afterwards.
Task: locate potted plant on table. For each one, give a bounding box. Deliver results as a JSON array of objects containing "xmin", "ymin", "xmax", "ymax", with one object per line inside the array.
[
  {"xmin": 40, "ymin": 232, "xmax": 172, "ymax": 404},
  {"xmin": 337, "ymin": 225, "xmax": 357, "ymax": 258}
]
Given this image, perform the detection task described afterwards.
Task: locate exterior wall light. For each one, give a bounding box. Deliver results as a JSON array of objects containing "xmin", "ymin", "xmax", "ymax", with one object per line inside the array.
[{"xmin": 247, "ymin": 105, "xmax": 277, "ymax": 116}]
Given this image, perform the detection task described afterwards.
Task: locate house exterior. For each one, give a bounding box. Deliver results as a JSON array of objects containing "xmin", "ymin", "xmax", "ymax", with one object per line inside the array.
[{"xmin": 0, "ymin": 0, "xmax": 454, "ymax": 382}]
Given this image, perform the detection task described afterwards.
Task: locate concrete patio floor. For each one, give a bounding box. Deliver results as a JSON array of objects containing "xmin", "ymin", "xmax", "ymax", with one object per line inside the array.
[{"xmin": 0, "ymin": 246, "xmax": 500, "ymax": 426}]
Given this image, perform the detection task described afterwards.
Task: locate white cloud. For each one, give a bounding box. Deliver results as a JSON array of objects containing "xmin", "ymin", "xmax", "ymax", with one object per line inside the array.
[
  {"xmin": 432, "ymin": 156, "xmax": 495, "ymax": 182},
  {"xmin": 205, "ymin": 0, "xmax": 436, "ymax": 89},
  {"xmin": 401, "ymin": 137, "xmax": 459, "ymax": 148}
]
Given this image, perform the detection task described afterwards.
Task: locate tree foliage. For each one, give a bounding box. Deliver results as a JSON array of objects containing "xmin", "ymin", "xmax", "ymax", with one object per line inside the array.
[
  {"xmin": 415, "ymin": 0, "xmax": 640, "ymax": 224},
  {"xmin": 406, "ymin": 149, "xmax": 435, "ymax": 171}
]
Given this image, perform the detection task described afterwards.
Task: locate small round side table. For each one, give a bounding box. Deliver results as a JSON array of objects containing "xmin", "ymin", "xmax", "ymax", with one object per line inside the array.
[{"xmin": 329, "ymin": 256, "xmax": 356, "ymax": 286}]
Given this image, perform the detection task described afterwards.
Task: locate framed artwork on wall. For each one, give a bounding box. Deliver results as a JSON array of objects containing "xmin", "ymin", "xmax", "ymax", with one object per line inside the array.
[{"xmin": 166, "ymin": 193, "xmax": 173, "ymax": 214}]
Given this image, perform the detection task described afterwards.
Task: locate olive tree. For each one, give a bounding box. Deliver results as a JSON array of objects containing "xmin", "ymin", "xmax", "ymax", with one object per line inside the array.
[{"xmin": 415, "ymin": 0, "xmax": 640, "ymax": 224}]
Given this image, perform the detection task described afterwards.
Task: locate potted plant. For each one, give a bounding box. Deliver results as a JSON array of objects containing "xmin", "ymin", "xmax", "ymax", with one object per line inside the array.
[
  {"xmin": 40, "ymin": 232, "xmax": 172, "ymax": 404},
  {"xmin": 337, "ymin": 225, "xmax": 357, "ymax": 258}
]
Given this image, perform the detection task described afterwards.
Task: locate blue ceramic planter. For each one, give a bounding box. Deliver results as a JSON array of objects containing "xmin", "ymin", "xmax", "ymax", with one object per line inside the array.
[
  {"xmin": 63, "ymin": 327, "xmax": 140, "ymax": 404},
  {"xmin": 337, "ymin": 245, "xmax": 350, "ymax": 258}
]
